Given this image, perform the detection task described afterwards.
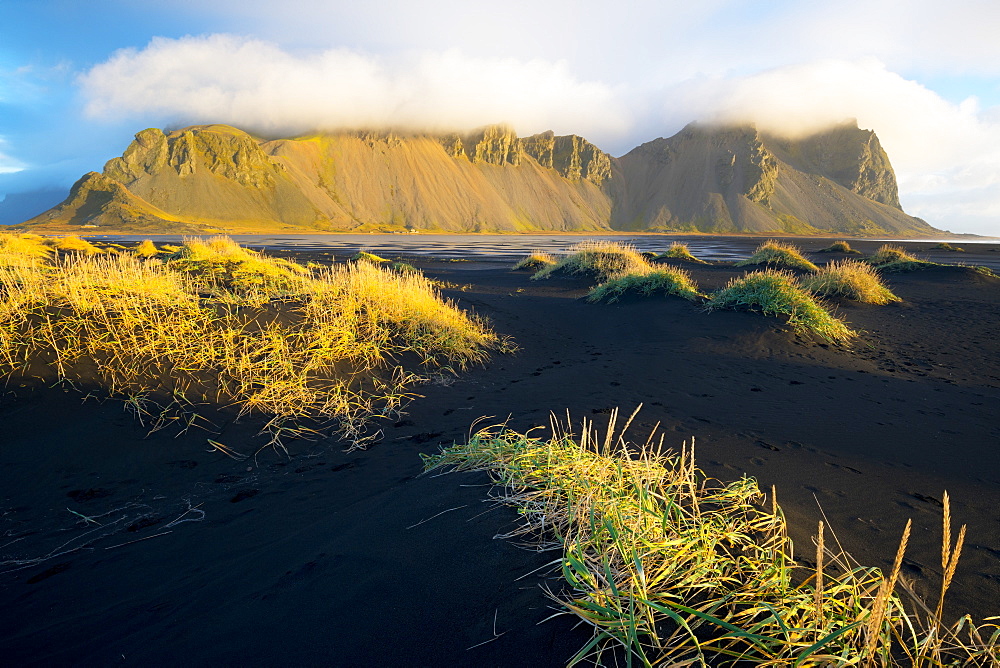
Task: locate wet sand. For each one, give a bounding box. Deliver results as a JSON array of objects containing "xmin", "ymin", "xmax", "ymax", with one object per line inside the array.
[{"xmin": 1, "ymin": 236, "xmax": 998, "ymax": 666}]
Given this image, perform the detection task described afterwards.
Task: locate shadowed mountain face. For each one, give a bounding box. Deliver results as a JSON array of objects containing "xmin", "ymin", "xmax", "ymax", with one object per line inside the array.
[{"xmin": 21, "ymin": 121, "xmax": 940, "ymax": 236}]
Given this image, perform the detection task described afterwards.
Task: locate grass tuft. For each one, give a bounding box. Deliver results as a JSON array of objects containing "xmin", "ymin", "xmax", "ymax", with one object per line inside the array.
[
  {"xmin": 818, "ymin": 240, "xmax": 861, "ymax": 254},
  {"xmin": 0, "ymin": 232, "xmax": 53, "ymax": 267},
  {"xmin": 657, "ymin": 242, "xmax": 709, "ymax": 264},
  {"xmin": 864, "ymin": 244, "xmax": 935, "ymax": 272},
  {"xmin": 800, "ymin": 260, "xmax": 901, "ymax": 305},
  {"xmin": 736, "ymin": 240, "xmax": 819, "ymax": 272},
  {"xmin": 587, "ymin": 266, "xmax": 702, "ymax": 303},
  {"xmin": 351, "ymin": 250, "xmax": 389, "ymax": 263},
  {"xmin": 708, "ymin": 269, "xmax": 854, "ymax": 341},
  {"xmin": 134, "ymin": 239, "xmax": 160, "ymax": 258},
  {"xmin": 532, "ymin": 241, "xmax": 652, "ymax": 281},
  {"xmin": 0, "ymin": 237, "xmax": 499, "ymax": 449},
  {"xmin": 45, "ymin": 235, "xmax": 103, "ymax": 255},
  {"xmin": 933, "ymin": 242, "xmax": 965, "ymax": 252},
  {"xmin": 512, "ymin": 251, "xmax": 557, "ymax": 272},
  {"xmin": 425, "ymin": 412, "xmax": 1000, "ymax": 667}
]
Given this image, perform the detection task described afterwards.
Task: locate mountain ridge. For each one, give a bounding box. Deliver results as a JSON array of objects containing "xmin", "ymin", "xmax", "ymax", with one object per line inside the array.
[{"xmin": 19, "ymin": 121, "xmax": 942, "ymax": 237}]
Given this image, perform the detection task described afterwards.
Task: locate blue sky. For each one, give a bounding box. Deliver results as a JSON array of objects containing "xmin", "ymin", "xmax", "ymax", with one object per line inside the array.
[{"xmin": 2, "ymin": 0, "xmax": 1000, "ymax": 234}]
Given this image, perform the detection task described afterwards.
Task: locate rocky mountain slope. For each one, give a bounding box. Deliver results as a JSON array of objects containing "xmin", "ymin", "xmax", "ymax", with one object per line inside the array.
[{"xmin": 20, "ymin": 121, "xmax": 941, "ymax": 236}]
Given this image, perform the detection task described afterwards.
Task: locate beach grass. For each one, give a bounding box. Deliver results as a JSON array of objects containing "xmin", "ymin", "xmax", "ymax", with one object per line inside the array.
[
  {"xmin": 425, "ymin": 410, "xmax": 1000, "ymax": 667},
  {"xmin": 818, "ymin": 240, "xmax": 861, "ymax": 254},
  {"xmin": 800, "ymin": 260, "xmax": 902, "ymax": 305},
  {"xmin": 657, "ymin": 241, "xmax": 709, "ymax": 263},
  {"xmin": 134, "ymin": 239, "xmax": 161, "ymax": 258},
  {"xmin": 512, "ymin": 251, "xmax": 557, "ymax": 272},
  {"xmin": 532, "ymin": 241, "xmax": 652, "ymax": 282},
  {"xmin": 352, "ymin": 250, "xmax": 390, "ymax": 263},
  {"xmin": 737, "ymin": 240, "xmax": 819, "ymax": 273},
  {"xmin": 587, "ymin": 266, "xmax": 702, "ymax": 303},
  {"xmin": 708, "ymin": 269, "xmax": 854, "ymax": 342},
  {"xmin": 0, "ymin": 234, "xmax": 499, "ymax": 448},
  {"xmin": 865, "ymin": 244, "xmax": 933, "ymax": 272}
]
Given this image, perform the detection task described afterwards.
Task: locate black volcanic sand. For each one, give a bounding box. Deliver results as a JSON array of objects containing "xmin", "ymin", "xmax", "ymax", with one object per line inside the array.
[{"xmin": 2, "ymin": 236, "xmax": 999, "ymax": 666}]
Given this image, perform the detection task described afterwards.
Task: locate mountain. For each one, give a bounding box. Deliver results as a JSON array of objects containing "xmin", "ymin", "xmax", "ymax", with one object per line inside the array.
[
  {"xmin": 18, "ymin": 121, "xmax": 941, "ymax": 236},
  {"xmin": 610, "ymin": 121, "xmax": 935, "ymax": 236}
]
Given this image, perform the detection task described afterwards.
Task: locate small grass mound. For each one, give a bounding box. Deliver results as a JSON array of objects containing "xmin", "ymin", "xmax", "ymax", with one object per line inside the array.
[
  {"xmin": 736, "ymin": 240, "xmax": 819, "ymax": 272},
  {"xmin": 708, "ymin": 269, "xmax": 853, "ymax": 341},
  {"xmin": 134, "ymin": 239, "xmax": 160, "ymax": 258},
  {"xmin": 933, "ymin": 242, "xmax": 965, "ymax": 252},
  {"xmin": 389, "ymin": 261, "xmax": 418, "ymax": 273},
  {"xmin": 351, "ymin": 250, "xmax": 389, "ymax": 263},
  {"xmin": 800, "ymin": 260, "xmax": 901, "ymax": 305},
  {"xmin": 45, "ymin": 235, "xmax": 103, "ymax": 255},
  {"xmin": 532, "ymin": 241, "xmax": 651, "ymax": 281},
  {"xmin": 657, "ymin": 241, "xmax": 708, "ymax": 263},
  {"xmin": 166, "ymin": 236, "xmax": 311, "ymax": 298},
  {"xmin": 865, "ymin": 244, "xmax": 933, "ymax": 272},
  {"xmin": 587, "ymin": 266, "xmax": 702, "ymax": 303},
  {"xmin": 0, "ymin": 233, "xmax": 53, "ymax": 267},
  {"xmin": 818, "ymin": 240, "xmax": 861, "ymax": 254},
  {"xmin": 425, "ymin": 412, "xmax": 998, "ymax": 667},
  {"xmin": 512, "ymin": 251, "xmax": 557, "ymax": 272}
]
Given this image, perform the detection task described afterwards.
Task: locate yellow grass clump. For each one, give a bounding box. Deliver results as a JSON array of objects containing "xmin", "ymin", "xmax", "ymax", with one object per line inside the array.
[
  {"xmin": 587, "ymin": 266, "xmax": 702, "ymax": 303},
  {"xmin": 658, "ymin": 241, "xmax": 708, "ymax": 263},
  {"xmin": 800, "ymin": 260, "xmax": 902, "ymax": 305},
  {"xmin": 425, "ymin": 410, "xmax": 1000, "ymax": 667},
  {"xmin": 45, "ymin": 235, "xmax": 103, "ymax": 255},
  {"xmin": 533, "ymin": 241, "xmax": 652, "ymax": 281},
  {"xmin": 737, "ymin": 240, "xmax": 819, "ymax": 272},
  {"xmin": 818, "ymin": 240, "xmax": 861, "ymax": 254},
  {"xmin": 512, "ymin": 250, "xmax": 557, "ymax": 271},
  {"xmin": 134, "ymin": 239, "xmax": 160, "ymax": 258},
  {"xmin": 0, "ymin": 232, "xmax": 53, "ymax": 267},
  {"xmin": 0, "ymin": 237, "xmax": 499, "ymax": 448}
]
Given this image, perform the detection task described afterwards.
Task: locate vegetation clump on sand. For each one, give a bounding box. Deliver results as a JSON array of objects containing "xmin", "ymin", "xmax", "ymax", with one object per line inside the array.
[
  {"xmin": 134, "ymin": 239, "xmax": 161, "ymax": 258},
  {"xmin": 351, "ymin": 250, "xmax": 389, "ymax": 263},
  {"xmin": 0, "ymin": 234, "xmax": 499, "ymax": 448},
  {"xmin": 0, "ymin": 233, "xmax": 53, "ymax": 267},
  {"xmin": 865, "ymin": 244, "xmax": 932, "ymax": 272},
  {"xmin": 656, "ymin": 241, "xmax": 709, "ymax": 264},
  {"xmin": 45, "ymin": 235, "xmax": 103, "ymax": 255},
  {"xmin": 818, "ymin": 240, "xmax": 861, "ymax": 254},
  {"xmin": 708, "ymin": 269, "xmax": 854, "ymax": 342},
  {"xmin": 426, "ymin": 411, "xmax": 1000, "ymax": 667},
  {"xmin": 800, "ymin": 260, "xmax": 902, "ymax": 305},
  {"xmin": 736, "ymin": 240, "xmax": 819, "ymax": 272},
  {"xmin": 512, "ymin": 251, "xmax": 557, "ymax": 272},
  {"xmin": 933, "ymin": 242, "xmax": 965, "ymax": 252},
  {"xmin": 587, "ymin": 266, "xmax": 702, "ymax": 303},
  {"xmin": 532, "ymin": 241, "xmax": 651, "ymax": 282}
]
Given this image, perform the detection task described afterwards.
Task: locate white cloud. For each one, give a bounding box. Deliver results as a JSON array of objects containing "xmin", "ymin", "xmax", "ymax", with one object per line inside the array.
[
  {"xmin": 660, "ymin": 59, "xmax": 1000, "ymax": 235},
  {"xmin": 0, "ymin": 138, "xmax": 25, "ymax": 174},
  {"xmin": 79, "ymin": 34, "xmax": 629, "ymax": 142}
]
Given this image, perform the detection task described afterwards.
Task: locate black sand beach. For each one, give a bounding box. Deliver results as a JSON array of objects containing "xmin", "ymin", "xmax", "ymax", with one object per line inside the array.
[{"xmin": 1, "ymin": 236, "xmax": 998, "ymax": 666}]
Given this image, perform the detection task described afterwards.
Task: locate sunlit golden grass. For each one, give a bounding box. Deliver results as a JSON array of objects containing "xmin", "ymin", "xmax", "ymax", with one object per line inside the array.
[
  {"xmin": 800, "ymin": 260, "xmax": 902, "ymax": 305},
  {"xmin": 351, "ymin": 250, "xmax": 389, "ymax": 263},
  {"xmin": 0, "ymin": 238, "xmax": 499, "ymax": 448},
  {"xmin": 533, "ymin": 241, "xmax": 652, "ymax": 281},
  {"xmin": 708, "ymin": 269, "xmax": 854, "ymax": 342},
  {"xmin": 658, "ymin": 241, "xmax": 708, "ymax": 263},
  {"xmin": 864, "ymin": 244, "xmax": 935, "ymax": 273},
  {"xmin": 134, "ymin": 239, "xmax": 160, "ymax": 258},
  {"xmin": 425, "ymin": 410, "xmax": 1000, "ymax": 667},
  {"xmin": 587, "ymin": 266, "xmax": 702, "ymax": 303},
  {"xmin": 512, "ymin": 250, "xmax": 557, "ymax": 271},
  {"xmin": 45, "ymin": 235, "xmax": 103, "ymax": 255},
  {"xmin": 818, "ymin": 240, "xmax": 861, "ymax": 254},
  {"xmin": 737, "ymin": 240, "xmax": 819, "ymax": 272},
  {"xmin": 0, "ymin": 232, "xmax": 53, "ymax": 267}
]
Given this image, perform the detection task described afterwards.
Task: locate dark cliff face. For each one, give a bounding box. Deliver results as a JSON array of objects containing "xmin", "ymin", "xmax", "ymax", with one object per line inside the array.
[{"xmin": 22, "ymin": 120, "xmax": 938, "ymax": 237}]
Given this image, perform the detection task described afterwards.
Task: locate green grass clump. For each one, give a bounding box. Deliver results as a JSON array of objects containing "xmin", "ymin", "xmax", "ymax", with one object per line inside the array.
[
  {"xmin": 0, "ymin": 237, "xmax": 499, "ymax": 448},
  {"xmin": 587, "ymin": 266, "xmax": 701, "ymax": 303},
  {"xmin": 512, "ymin": 251, "xmax": 557, "ymax": 271},
  {"xmin": 708, "ymin": 269, "xmax": 853, "ymax": 341},
  {"xmin": 657, "ymin": 241, "xmax": 708, "ymax": 263},
  {"xmin": 351, "ymin": 250, "xmax": 389, "ymax": 263},
  {"xmin": 533, "ymin": 241, "xmax": 652, "ymax": 281},
  {"xmin": 865, "ymin": 244, "xmax": 934, "ymax": 273},
  {"xmin": 736, "ymin": 240, "xmax": 819, "ymax": 272},
  {"xmin": 389, "ymin": 261, "xmax": 418, "ymax": 273},
  {"xmin": 933, "ymin": 242, "xmax": 965, "ymax": 252},
  {"xmin": 425, "ymin": 411, "xmax": 1000, "ymax": 667},
  {"xmin": 134, "ymin": 239, "xmax": 160, "ymax": 258},
  {"xmin": 818, "ymin": 240, "xmax": 861, "ymax": 254},
  {"xmin": 800, "ymin": 260, "xmax": 901, "ymax": 305}
]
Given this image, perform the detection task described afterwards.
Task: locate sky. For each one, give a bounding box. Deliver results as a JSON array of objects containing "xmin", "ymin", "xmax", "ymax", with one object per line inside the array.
[{"xmin": 2, "ymin": 0, "xmax": 1000, "ymax": 235}]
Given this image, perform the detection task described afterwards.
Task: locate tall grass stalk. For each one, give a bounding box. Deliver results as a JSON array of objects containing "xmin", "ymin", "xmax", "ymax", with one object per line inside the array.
[{"xmin": 425, "ymin": 411, "xmax": 1000, "ymax": 667}]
